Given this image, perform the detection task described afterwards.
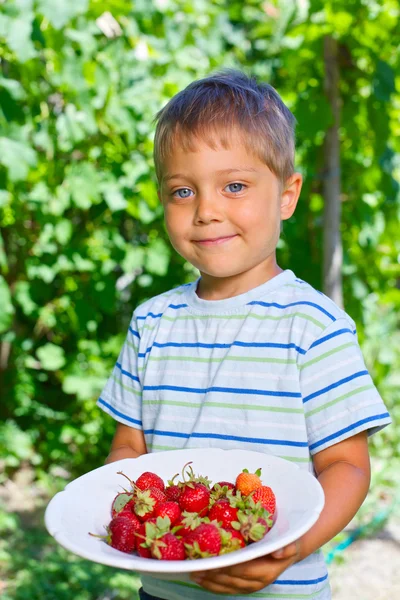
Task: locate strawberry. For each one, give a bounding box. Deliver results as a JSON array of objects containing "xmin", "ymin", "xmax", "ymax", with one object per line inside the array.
[
  {"xmin": 210, "ymin": 481, "xmax": 235, "ymax": 502},
  {"xmin": 133, "ymin": 486, "xmax": 166, "ymax": 521},
  {"xmin": 155, "ymin": 501, "xmax": 181, "ymax": 525},
  {"xmin": 252, "ymin": 486, "xmax": 276, "ymax": 516},
  {"xmin": 219, "ymin": 528, "xmax": 246, "ymax": 554},
  {"xmin": 184, "ymin": 523, "xmax": 222, "ymax": 558},
  {"xmin": 150, "ymin": 532, "xmax": 185, "ymax": 560},
  {"xmin": 135, "ymin": 518, "xmax": 157, "ymax": 558},
  {"xmin": 174, "ymin": 511, "xmax": 203, "ymax": 538},
  {"xmin": 135, "ymin": 516, "xmax": 171, "ymax": 557},
  {"xmin": 235, "ymin": 468, "xmax": 263, "ymax": 496},
  {"xmin": 208, "ymin": 500, "xmax": 238, "ymax": 529},
  {"xmin": 115, "ymin": 510, "xmax": 141, "ymax": 532},
  {"xmin": 179, "ymin": 483, "xmax": 210, "ymax": 516},
  {"xmin": 89, "ymin": 515, "xmax": 137, "ymax": 553},
  {"xmin": 136, "ymin": 471, "xmax": 165, "ymax": 492},
  {"xmin": 111, "ymin": 492, "xmax": 135, "ymax": 517},
  {"xmin": 231, "ymin": 512, "xmax": 272, "ymax": 543},
  {"xmin": 165, "ymin": 484, "xmax": 182, "ymax": 502},
  {"xmin": 212, "ymin": 481, "xmax": 235, "ymax": 492}
]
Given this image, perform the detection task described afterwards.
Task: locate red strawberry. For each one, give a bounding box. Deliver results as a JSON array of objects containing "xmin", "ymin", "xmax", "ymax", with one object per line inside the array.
[
  {"xmin": 212, "ymin": 481, "xmax": 235, "ymax": 492},
  {"xmin": 165, "ymin": 473, "xmax": 183, "ymax": 502},
  {"xmin": 165, "ymin": 484, "xmax": 182, "ymax": 502},
  {"xmin": 111, "ymin": 492, "xmax": 135, "ymax": 517},
  {"xmin": 231, "ymin": 512, "xmax": 272, "ymax": 543},
  {"xmin": 210, "ymin": 481, "xmax": 236, "ymax": 501},
  {"xmin": 184, "ymin": 523, "xmax": 222, "ymax": 558},
  {"xmin": 89, "ymin": 515, "xmax": 137, "ymax": 553},
  {"xmin": 134, "ymin": 486, "xmax": 166, "ymax": 521},
  {"xmin": 155, "ymin": 501, "xmax": 181, "ymax": 525},
  {"xmin": 208, "ymin": 500, "xmax": 238, "ymax": 529},
  {"xmin": 137, "ymin": 541, "xmax": 152, "ymax": 558},
  {"xmin": 220, "ymin": 527, "xmax": 246, "ymax": 553},
  {"xmin": 116, "ymin": 510, "xmax": 141, "ymax": 532},
  {"xmin": 136, "ymin": 471, "xmax": 165, "ymax": 492},
  {"xmin": 252, "ymin": 486, "xmax": 276, "ymax": 516},
  {"xmin": 150, "ymin": 532, "xmax": 185, "ymax": 560},
  {"xmin": 135, "ymin": 516, "xmax": 168, "ymax": 557},
  {"xmin": 174, "ymin": 511, "xmax": 203, "ymax": 538},
  {"xmin": 135, "ymin": 519, "xmax": 157, "ymax": 558},
  {"xmin": 179, "ymin": 483, "xmax": 210, "ymax": 516}
]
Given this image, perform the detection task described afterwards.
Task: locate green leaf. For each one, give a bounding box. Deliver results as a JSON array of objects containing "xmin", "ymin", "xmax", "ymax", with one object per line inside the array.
[
  {"xmin": 0, "ymin": 78, "xmax": 26, "ymax": 101},
  {"xmin": 37, "ymin": 0, "xmax": 89, "ymax": 30},
  {"xmin": 54, "ymin": 220, "xmax": 73, "ymax": 245},
  {"xmin": 14, "ymin": 281, "xmax": 38, "ymax": 316},
  {"xmin": 0, "ymin": 275, "xmax": 14, "ymax": 333},
  {"xmin": 145, "ymin": 238, "xmax": 171, "ymax": 276},
  {"xmin": 101, "ymin": 182, "xmax": 127, "ymax": 212},
  {"xmin": 36, "ymin": 343, "xmax": 66, "ymax": 371},
  {"xmin": 0, "ymin": 138, "xmax": 37, "ymax": 182},
  {"xmin": 62, "ymin": 374, "xmax": 103, "ymax": 400},
  {"xmin": 5, "ymin": 13, "xmax": 37, "ymax": 62}
]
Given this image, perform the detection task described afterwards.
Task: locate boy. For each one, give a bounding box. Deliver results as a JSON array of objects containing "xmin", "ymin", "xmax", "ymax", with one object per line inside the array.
[{"xmin": 97, "ymin": 70, "xmax": 391, "ymax": 600}]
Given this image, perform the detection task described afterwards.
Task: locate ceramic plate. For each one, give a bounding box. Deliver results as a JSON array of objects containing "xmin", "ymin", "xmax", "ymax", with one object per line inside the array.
[{"xmin": 45, "ymin": 448, "xmax": 324, "ymax": 577}]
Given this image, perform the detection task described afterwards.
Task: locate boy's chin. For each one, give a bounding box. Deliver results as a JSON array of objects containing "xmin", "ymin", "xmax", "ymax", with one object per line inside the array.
[{"xmin": 196, "ymin": 266, "xmax": 245, "ymax": 280}]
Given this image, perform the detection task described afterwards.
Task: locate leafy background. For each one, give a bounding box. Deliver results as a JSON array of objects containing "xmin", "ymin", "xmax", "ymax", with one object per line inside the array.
[{"xmin": 0, "ymin": 0, "xmax": 399, "ymax": 598}]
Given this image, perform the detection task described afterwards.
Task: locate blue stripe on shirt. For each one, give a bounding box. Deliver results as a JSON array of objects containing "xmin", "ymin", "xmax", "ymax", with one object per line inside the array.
[
  {"xmin": 143, "ymin": 429, "xmax": 308, "ymax": 447},
  {"xmin": 136, "ymin": 303, "xmax": 188, "ymax": 320},
  {"xmin": 309, "ymin": 327, "xmax": 354, "ymax": 350},
  {"xmin": 303, "ymin": 371, "xmax": 369, "ymax": 404},
  {"xmin": 98, "ymin": 397, "xmax": 142, "ymax": 426},
  {"xmin": 309, "ymin": 412, "xmax": 391, "ymax": 451},
  {"xmin": 116, "ymin": 362, "xmax": 140, "ymax": 384},
  {"xmin": 129, "ymin": 326, "xmax": 140, "ymax": 338},
  {"xmin": 247, "ymin": 300, "xmax": 336, "ymax": 321},
  {"xmin": 138, "ymin": 340, "xmax": 306, "ymax": 357},
  {"xmin": 144, "ymin": 384, "xmax": 301, "ymax": 398},
  {"xmin": 274, "ymin": 573, "xmax": 329, "ymax": 585}
]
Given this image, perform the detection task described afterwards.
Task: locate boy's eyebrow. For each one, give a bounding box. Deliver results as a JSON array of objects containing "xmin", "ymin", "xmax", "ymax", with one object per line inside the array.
[{"xmin": 163, "ymin": 167, "xmax": 259, "ymax": 183}]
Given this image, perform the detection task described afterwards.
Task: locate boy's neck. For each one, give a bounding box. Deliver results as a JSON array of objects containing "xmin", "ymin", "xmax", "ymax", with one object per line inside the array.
[{"xmin": 196, "ymin": 262, "xmax": 284, "ymax": 301}]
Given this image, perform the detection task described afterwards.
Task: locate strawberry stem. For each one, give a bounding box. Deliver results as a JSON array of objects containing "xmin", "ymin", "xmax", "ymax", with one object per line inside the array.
[
  {"xmin": 181, "ymin": 461, "xmax": 193, "ymax": 484},
  {"xmin": 88, "ymin": 531, "xmax": 107, "ymax": 540},
  {"xmin": 117, "ymin": 470, "xmax": 136, "ymax": 489}
]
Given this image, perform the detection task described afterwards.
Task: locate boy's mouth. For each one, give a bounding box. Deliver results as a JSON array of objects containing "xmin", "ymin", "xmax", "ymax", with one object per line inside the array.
[{"xmin": 194, "ymin": 235, "xmax": 238, "ymax": 246}]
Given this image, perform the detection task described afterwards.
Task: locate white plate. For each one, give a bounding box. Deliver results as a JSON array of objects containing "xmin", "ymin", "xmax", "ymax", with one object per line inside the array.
[{"xmin": 45, "ymin": 448, "xmax": 324, "ymax": 577}]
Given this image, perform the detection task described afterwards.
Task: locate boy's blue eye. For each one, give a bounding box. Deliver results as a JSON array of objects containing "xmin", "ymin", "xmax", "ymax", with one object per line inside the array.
[
  {"xmin": 174, "ymin": 188, "xmax": 193, "ymax": 199},
  {"xmin": 226, "ymin": 183, "xmax": 244, "ymax": 193}
]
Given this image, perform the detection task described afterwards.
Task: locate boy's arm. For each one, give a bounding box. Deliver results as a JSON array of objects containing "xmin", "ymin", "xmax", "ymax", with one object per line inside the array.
[
  {"xmin": 191, "ymin": 431, "xmax": 370, "ymax": 594},
  {"xmin": 105, "ymin": 422, "xmax": 148, "ymax": 464},
  {"xmin": 295, "ymin": 429, "xmax": 370, "ymax": 560}
]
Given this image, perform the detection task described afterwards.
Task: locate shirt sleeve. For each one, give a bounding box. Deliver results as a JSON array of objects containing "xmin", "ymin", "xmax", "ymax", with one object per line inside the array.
[
  {"xmin": 96, "ymin": 313, "xmax": 143, "ymax": 430},
  {"xmin": 299, "ymin": 317, "xmax": 391, "ymax": 455}
]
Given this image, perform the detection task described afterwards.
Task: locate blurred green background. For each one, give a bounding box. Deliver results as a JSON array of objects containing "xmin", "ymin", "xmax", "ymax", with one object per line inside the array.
[{"xmin": 0, "ymin": 0, "xmax": 399, "ymax": 598}]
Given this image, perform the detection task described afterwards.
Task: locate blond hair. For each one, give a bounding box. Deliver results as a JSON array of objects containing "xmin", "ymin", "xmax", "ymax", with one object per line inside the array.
[{"xmin": 153, "ymin": 69, "xmax": 296, "ymax": 185}]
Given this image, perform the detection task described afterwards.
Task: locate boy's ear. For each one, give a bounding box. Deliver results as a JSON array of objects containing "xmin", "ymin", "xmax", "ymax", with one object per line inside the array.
[{"xmin": 280, "ymin": 173, "xmax": 302, "ymax": 220}]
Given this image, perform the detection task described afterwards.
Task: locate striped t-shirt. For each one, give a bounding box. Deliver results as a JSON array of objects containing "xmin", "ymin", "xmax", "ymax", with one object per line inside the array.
[{"xmin": 98, "ymin": 269, "xmax": 391, "ymax": 600}]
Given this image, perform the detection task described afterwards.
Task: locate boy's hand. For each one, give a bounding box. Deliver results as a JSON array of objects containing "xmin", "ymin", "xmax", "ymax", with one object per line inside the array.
[{"xmin": 190, "ymin": 541, "xmax": 300, "ymax": 595}]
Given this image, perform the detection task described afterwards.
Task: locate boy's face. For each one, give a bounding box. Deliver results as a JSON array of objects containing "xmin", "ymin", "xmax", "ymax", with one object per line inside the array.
[{"xmin": 158, "ymin": 133, "xmax": 302, "ymax": 297}]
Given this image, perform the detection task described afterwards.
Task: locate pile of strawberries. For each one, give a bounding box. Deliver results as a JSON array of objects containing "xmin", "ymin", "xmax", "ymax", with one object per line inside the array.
[{"xmin": 90, "ymin": 463, "xmax": 276, "ymax": 561}]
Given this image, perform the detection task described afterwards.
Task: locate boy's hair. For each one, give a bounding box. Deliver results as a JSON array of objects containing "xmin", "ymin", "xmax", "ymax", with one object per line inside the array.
[{"xmin": 153, "ymin": 69, "xmax": 296, "ymax": 185}]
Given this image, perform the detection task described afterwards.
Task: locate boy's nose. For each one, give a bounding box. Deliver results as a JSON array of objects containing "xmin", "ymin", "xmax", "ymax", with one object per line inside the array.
[{"xmin": 194, "ymin": 193, "xmax": 223, "ymax": 224}]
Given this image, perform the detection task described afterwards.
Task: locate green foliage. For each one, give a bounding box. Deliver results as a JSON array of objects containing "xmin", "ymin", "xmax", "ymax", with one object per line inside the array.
[
  {"xmin": 0, "ymin": 503, "xmax": 140, "ymax": 600},
  {"xmin": 0, "ymin": 0, "xmax": 399, "ymax": 487}
]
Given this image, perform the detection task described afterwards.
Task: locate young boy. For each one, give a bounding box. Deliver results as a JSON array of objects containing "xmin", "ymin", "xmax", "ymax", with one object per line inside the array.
[{"xmin": 97, "ymin": 70, "xmax": 391, "ymax": 600}]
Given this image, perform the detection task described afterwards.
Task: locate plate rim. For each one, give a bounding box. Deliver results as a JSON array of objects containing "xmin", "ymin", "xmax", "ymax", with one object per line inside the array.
[{"xmin": 45, "ymin": 449, "xmax": 325, "ymax": 573}]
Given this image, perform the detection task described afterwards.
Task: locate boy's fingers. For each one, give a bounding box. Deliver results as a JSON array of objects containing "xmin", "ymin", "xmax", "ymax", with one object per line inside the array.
[{"xmin": 271, "ymin": 541, "xmax": 299, "ymax": 559}]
